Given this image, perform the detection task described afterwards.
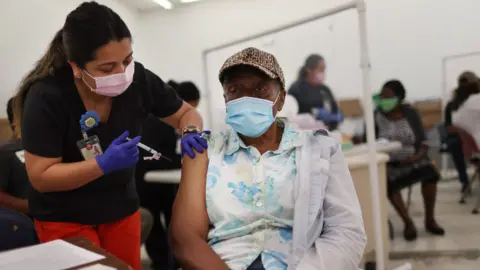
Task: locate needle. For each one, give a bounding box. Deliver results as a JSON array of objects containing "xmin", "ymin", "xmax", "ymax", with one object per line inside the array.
[{"xmin": 126, "ymin": 137, "xmax": 172, "ymax": 161}]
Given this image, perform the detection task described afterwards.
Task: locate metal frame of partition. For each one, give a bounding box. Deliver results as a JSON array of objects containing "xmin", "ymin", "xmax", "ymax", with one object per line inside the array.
[
  {"xmin": 440, "ymin": 51, "xmax": 480, "ymax": 174},
  {"xmin": 201, "ymin": 1, "xmax": 384, "ymax": 269},
  {"xmin": 441, "ymin": 51, "xmax": 480, "ymax": 109}
]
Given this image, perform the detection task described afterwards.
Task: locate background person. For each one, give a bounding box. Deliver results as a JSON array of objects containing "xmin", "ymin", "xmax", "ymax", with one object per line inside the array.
[
  {"xmin": 450, "ymin": 73, "xmax": 480, "ymax": 163},
  {"xmin": 442, "ymin": 71, "xmax": 480, "ymax": 193},
  {"xmin": 13, "ymin": 2, "xmax": 205, "ymax": 269},
  {"xmin": 373, "ymin": 80, "xmax": 444, "ymax": 241},
  {"xmin": 135, "ymin": 80, "xmax": 201, "ymax": 270},
  {"xmin": 288, "ymin": 54, "xmax": 342, "ymax": 130}
]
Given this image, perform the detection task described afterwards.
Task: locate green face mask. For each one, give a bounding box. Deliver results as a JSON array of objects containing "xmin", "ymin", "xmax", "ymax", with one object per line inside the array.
[
  {"xmin": 372, "ymin": 94, "xmax": 398, "ymax": 112},
  {"xmin": 378, "ymin": 98, "xmax": 399, "ymax": 112}
]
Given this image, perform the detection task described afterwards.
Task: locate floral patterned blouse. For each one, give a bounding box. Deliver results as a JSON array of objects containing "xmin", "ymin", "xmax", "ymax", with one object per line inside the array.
[{"xmin": 205, "ymin": 123, "xmax": 303, "ymax": 270}]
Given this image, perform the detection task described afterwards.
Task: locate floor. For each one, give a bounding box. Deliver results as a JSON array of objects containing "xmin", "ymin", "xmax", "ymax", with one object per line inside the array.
[
  {"xmin": 388, "ymin": 179, "xmax": 480, "ymax": 270},
  {"xmin": 141, "ymin": 178, "xmax": 480, "ymax": 270}
]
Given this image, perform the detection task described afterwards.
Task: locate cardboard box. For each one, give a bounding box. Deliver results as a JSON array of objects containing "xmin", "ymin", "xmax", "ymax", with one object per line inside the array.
[
  {"xmin": 338, "ymin": 98, "xmax": 363, "ymax": 118},
  {"xmin": 412, "ymin": 99, "xmax": 443, "ymax": 131}
]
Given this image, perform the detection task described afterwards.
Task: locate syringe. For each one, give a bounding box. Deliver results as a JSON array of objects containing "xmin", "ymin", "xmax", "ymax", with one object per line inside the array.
[{"xmin": 126, "ymin": 137, "xmax": 171, "ymax": 161}]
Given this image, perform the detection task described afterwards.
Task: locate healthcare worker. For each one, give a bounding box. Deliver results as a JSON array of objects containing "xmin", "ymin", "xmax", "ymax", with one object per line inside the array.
[
  {"xmin": 288, "ymin": 54, "xmax": 343, "ymax": 130},
  {"xmin": 12, "ymin": 2, "xmax": 206, "ymax": 270}
]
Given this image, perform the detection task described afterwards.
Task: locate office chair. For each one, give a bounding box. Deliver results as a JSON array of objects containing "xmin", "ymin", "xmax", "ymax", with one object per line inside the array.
[{"xmin": 0, "ymin": 208, "xmax": 38, "ymax": 251}]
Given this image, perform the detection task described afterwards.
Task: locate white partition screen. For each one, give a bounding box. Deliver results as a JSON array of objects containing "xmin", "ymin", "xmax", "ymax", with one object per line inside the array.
[{"xmin": 442, "ymin": 51, "xmax": 480, "ymax": 106}]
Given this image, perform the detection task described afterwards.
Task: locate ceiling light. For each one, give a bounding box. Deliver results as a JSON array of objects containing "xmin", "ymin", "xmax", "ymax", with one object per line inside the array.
[
  {"xmin": 152, "ymin": 0, "xmax": 173, "ymax": 10},
  {"xmin": 180, "ymin": 0, "xmax": 201, "ymax": 3}
]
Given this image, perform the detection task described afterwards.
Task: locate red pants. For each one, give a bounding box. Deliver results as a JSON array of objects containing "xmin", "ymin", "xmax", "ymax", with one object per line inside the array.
[{"xmin": 34, "ymin": 211, "xmax": 141, "ymax": 270}]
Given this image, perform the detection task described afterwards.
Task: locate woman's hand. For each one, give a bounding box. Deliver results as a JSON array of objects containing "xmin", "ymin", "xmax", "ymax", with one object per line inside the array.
[
  {"xmin": 95, "ymin": 131, "xmax": 141, "ymax": 175},
  {"xmin": 403, "ymin": 155, "xmax": 420, "ymax": 165},
  {"xmin": 181, "ymin": 131, "xmax": 211, "ymax": 158},
  {"xmin": 403, "ymin": 146, "xmax": 428, "ymax": 165}
]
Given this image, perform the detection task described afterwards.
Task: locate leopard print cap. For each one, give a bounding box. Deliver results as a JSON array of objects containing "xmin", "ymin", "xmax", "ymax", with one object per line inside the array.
[{"xmin": 218, "ymin": 47, "xmax": 285, "ymax": 90}]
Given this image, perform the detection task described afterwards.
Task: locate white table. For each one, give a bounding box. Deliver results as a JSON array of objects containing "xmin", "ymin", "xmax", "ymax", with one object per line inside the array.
[
  {"xmin": 347, "ymin": 153, "xmax": 390, "ymax": 268},
  {"xmin": 343, "ymin": 140, "xmax": 402, "ymax": 157},
  {"xmin": 144, "ymin": 169, "xmax": 182, "ymax": 184}
]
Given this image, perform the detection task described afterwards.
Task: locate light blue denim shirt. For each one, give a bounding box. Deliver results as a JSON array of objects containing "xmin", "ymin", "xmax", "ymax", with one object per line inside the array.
[
  {"xmin": 206, "ymin": 123, "xmax": 302, "ymax": 270},
  {"xmin": 205, "ymin": 123, "xmax": 366, "ymax": 270}
]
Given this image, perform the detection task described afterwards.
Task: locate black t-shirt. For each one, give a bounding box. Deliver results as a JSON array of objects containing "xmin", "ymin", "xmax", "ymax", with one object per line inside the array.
[
  {"xmin": 137, "ymin": 115, "xmax": 182, "ymax": 173},
  {"xmin": 21, "ymin": 62, "xmax": 183, "ymax": 224},
  {"xmin": 288, "ymin": 79, "xmax": 339, "ymax": 114},
  {"xmin": 0, "ymin": 141, "xmax": 31, "ymax": 199},
  {"xmin": 135, "ymin": 115, "xmax": 182, "ymax": 194},
  {"xmin": 288, "ymin": 79, "xmax": 340, "ymax": 130}
]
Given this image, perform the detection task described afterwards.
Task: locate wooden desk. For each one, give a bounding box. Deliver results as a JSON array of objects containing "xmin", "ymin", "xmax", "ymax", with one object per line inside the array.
[{"xmin": 65, "ymin": 238, "xmax": 131, "ymax": 270}]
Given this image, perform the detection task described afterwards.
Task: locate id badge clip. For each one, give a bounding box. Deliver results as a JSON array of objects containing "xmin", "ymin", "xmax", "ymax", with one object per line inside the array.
[{"xmin": 77, "ymin": 111, "xmax": 103, "ymax": 161}]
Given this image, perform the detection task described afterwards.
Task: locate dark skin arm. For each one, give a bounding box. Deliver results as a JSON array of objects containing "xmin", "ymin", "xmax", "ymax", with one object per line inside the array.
[
  {"xmin": 169, "ymin": 152, "xmax": 229, "ymax": 270},
  {"xmin": 447, "ymin": 125, "xmax": 462, "ymax": 135},
  {"xmin": 0, "ymin": 191, "xmax": 29, "ymax": 214}
]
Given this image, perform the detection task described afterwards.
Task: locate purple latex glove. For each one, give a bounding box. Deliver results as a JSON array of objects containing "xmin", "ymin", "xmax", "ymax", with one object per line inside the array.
[
  {"xmin": 316, "ymin": 108, "xmax": 344, "ymax": 124},
  {"xmin": 332, "ymin": 112, "xmax": 344, "ymax": 123},
  {"xmin": 315, "ymin": 108, "xmax": 332, "ymax": 121},
  {"xmin": 96, "ymin": 131, "xmax": 141, "ymax": 175},
  {"xmin": 181, "ymin": 130, "xmax": 211, "ymax": 159}
]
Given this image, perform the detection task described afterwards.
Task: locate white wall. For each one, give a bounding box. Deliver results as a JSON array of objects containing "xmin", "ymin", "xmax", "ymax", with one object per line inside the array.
[
  {"xmin": 136, "ymin": 0, "xmax": 480, "ymax": 129},
  {"xmin": 0, "ymin": 0, "xmax": 138, "ymax": 117}
]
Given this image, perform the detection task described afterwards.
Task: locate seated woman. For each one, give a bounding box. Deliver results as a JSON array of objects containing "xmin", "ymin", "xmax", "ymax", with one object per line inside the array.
[
  {"xmin": 374, "ymin": 80, "xmax": 444, "ymax": 241},
  {"xmin": 170, "ymin": 47, "xmax": 366, "ymax": 270}
]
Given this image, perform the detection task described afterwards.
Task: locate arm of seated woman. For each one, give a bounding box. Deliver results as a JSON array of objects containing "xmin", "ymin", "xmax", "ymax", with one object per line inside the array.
[
  {"xmin": 404, "ymin": 144, "xmax": 428, "ymax": 164},
  {"xmin": 298, "ymin": 142, "xmax": 367, "ymax": 269},
  {"xmin": 169, "ymin": 151, "xmax": 229, "ymax": 270}
]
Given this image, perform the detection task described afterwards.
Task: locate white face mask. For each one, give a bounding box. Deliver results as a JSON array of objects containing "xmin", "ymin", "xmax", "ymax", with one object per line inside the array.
[
  {"xmin": 82, "ymin": 61, "xmax": 135, "ymax": 97},
  {"xmin": 315, "ymin": 72, "xmax": 325, "ymax": 84}
]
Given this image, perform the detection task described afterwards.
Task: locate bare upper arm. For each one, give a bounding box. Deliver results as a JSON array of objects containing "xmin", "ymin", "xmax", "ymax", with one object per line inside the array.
[
  {"xmin": 171, "ymin": 151, "xmax": 210, "ymax": 239},
  {"xmin": 24, "ymin": 151, "xmax": 61, "ymax": 190}
]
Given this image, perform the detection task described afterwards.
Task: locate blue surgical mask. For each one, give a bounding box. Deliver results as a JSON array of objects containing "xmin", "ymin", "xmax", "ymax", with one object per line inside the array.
[{"xmin": 225, "ymin": 95, "xmax": 279, "ymax": 138}]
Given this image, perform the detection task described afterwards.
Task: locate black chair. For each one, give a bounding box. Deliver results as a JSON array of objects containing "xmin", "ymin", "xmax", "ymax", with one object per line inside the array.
[
  {"xmin": 0, "ymin": 208, "xmax": 38, "ymax": 252},
  {"xmin": 468, "ymin": 155, "xmax": 480, "ymax": 214},
  {"xmin": 438, "ymin": 124, "xmax": 473, "ymax": 204}
]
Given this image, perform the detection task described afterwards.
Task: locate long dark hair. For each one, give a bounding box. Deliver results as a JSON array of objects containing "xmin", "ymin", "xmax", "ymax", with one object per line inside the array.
[
  {"xmin": 298, "ymin": 54, "xmax": 324, "ymax": 79},
  {"xmin": 12, "ymin": 1, "xmax": 131, "ymax": 137}
]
